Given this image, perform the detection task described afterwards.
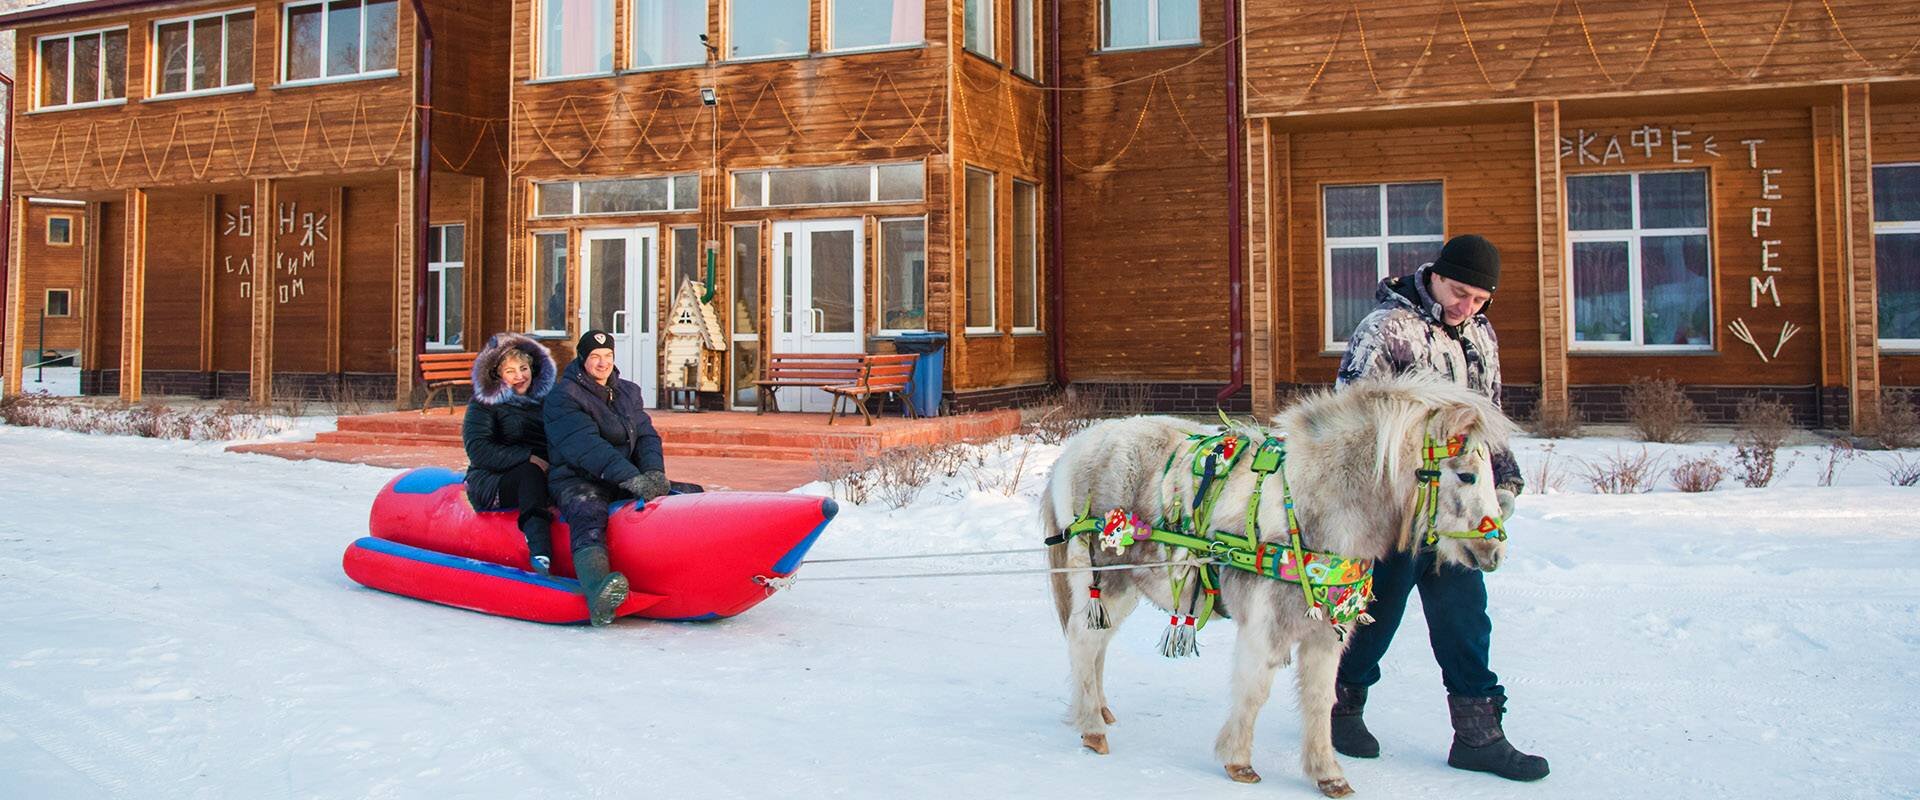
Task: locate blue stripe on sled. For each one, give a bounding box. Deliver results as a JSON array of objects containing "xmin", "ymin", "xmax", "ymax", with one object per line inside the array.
[
  {"xmin": 659, "ymin": 612, "xmax": 722, "ymax": 622},
  {"xmin": 771, "ymin": 498, "xmax": 838, "ymax": 574},
  {"xmin": 392, "ymin": 468, "xmax": 465, "ymax": 495},
  {"xmin": 353, "ymin": 536, "xmax": 581, "ymax": 592}
]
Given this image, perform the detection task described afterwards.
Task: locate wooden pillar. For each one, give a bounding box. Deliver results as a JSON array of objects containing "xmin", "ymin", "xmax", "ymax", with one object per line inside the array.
[
  {"xmin": 120, "ymin": 189, "xmax": 149, "ymax": 403},
  {"xmin": 250, "ymin": 178, "xmax": 275, "ymax": 405},
  {"xmin": 81, "ymin": 201, "xmax": 103, "ymax": 373},
  {"xmin": 466, "ymin": 175, "xmax": 486, "ymax": 349},
  {"xmin": 394, "ymin": 169, "xmax": 417, "ymax": 405},
  {"xmin": 2, "ymin": 196, "xmax": 24, "ymax": 397},
  {"xmin": 199, "ymin": 195, "xmax": 217, "ymax": 373},
  {"xmin": 1840, "ymin": 83, "xmax": 1879, "ymax": 434},
  {"xmin": 1247, "ymin": 118, "xmax": 1278, "ymax": 418},
  {"xmin": 327, "ymin": 187, "xmax": 344, "ymax": 374},
  {"xmin": 505, "ymin": 179, "xmax": 528, "ymax": 333},
  {"xmin": 1533, "ymin": 100, "xmax": 1570, "ymax": 421}
]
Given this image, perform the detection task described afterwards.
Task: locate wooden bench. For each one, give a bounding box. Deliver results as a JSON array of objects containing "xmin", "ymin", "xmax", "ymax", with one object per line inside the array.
[
  {"xmin": 825, "ymin": 353, "xmax": 919, "ymax": 426},
  {"xmin": 419, "ymin": 351, "xmax": 479, "ymax": 414},
  {"xmin": 756, "ymin": 353, "xmax": 868, "ymax": 415}
]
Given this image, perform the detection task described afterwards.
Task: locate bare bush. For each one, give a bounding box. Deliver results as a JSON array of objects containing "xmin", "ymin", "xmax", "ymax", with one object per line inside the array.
[
  {"xmin": 1023, "ymin": 389, "xmax": 1101, "ymax": 445},
  {"xmin": 1816, "ymin": 439, "xmax": 1857, "ymax": 487},
  {"xmin": 811, "ymin": 438, "xmax": 876, "ymax": 504},
  {"xmin": 0, "ymin": 394, "xmax": 291, "ymax": 441},
  {"xmin": 1626, "ymin": 377, "xmax": 1700, "ymax": 443},
  {"xmin": 1527, "ymin": 443, "xmax": 1568, "ymax": 494},
  {"xmin": 1669, "ymin": 455, "xmax": 1727, "ymax": 493},
  {"xmin": 1576, "ymin": 447, "xmax": 1666, "ymax": 494},
  {"xmin": 1874, "ymin": 453, "xmax": 1920, "ymax": 487},
  {"xmin": 1734, "ymin": 398, "xmax": 1795, "ymax": 450},
  {"xmin": 1731, "ymin": 445, "xmax": 1780, "ymax": 489},
  {"xmin": 871, "ymin": 445, "xmax": 935, "ymax": 509},
  {"xmin": 1525, "ymin": 404, "xmax": 1584, "ymax": 439},
  {"xmin": 1869, "ymin": 393, "xmax": 1920, "ymax": 450},
  {"xmin": 965, "ymin": 438, "xmax": 1036, "ymax": 497}
]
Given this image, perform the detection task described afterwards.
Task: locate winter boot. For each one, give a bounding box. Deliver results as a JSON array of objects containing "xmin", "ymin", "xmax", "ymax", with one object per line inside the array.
[
  {"xmin": 521, "ymin": 515, "xmax": 553, "ymax": 577},
  {"xmin": 573, "ymin": 546, "xmax": 629, "ymax": 627},
  {"xmin": 1446, "ymin": 694, "xmax": 1550, "ymax": 781},
  {"xmin": 1330, "ymin": 682, "xmax": 1380, "ymax": 758}
]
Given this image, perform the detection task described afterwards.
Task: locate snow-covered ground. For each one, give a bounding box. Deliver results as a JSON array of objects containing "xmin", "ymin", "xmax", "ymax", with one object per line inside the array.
[
  {"xmin": 1, "ymin": 423, "xmax": 1916, "ymax": 798},
  {"xmin": 14, "ymin": 365, "xmax": 80, "ymax": 397}
]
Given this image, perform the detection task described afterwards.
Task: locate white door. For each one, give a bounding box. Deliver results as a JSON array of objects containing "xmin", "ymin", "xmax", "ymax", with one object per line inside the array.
[
  {"xmin": 580, "ymin": 227, "xmax": 659, "ymax": 408},
  {"xmin": 771, "ymin": 219, "xmax": 865, "ymax": 412}
]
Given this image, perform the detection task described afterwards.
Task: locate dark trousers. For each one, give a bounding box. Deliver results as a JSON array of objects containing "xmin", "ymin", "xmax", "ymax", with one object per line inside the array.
[
  {"xmin": 555, "ymin": 481, "xmax": 639, "ymax": 555},
  {"xmin": 493, "ymin": 462, "xmax": 553, "ymax": 530},
  {"xmin": 1336, "ymin": 545, "xmax": 1503, "ymax": 699}
]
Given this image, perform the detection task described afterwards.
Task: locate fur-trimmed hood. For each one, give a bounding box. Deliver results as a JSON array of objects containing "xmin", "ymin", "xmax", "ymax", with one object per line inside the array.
[{"xmin": 471, "ymin": 333, "xmax": 558, "ymax": 405}]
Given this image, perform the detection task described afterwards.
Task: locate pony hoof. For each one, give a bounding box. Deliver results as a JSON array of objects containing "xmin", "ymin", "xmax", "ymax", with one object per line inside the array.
[
  {"xmin": 1318, "ymin": 778, "xmax": 1354, "ymax": 797},
  {"xmin": 1225, "ymin": 765, "xmax": 1261, "ymax": 784},
  {"xmin": 1100, "ymin": 706, "xmax": 1117, "ymax": 725},
  {"xmin": 1081, "ymin": 734, "xmax": 1109, "ymax": 755}
]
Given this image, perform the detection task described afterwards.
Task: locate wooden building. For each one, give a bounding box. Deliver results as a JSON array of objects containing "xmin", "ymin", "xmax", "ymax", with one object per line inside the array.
[
  {"xmin": 0, "ymin": 0, "xmax": 509, "ymax": 404},
  {"xmin": 15, "ymin": 198, "xmax": 89, "ymax": 364}
]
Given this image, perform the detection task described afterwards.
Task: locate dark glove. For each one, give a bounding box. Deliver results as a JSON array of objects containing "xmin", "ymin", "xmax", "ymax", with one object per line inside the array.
[{"xmin": 619, "ymin": 470, "xmax": 670, "ymax": 502}]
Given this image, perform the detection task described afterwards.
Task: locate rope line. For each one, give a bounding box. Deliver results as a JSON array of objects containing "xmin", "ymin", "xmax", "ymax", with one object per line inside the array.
[
  {"xmin": 767, "ymin": 557, "xmax": 1209, "ymax": 586},
  {"xmin": 801, "ymin": 546, "xmax": 1051, "ymax": 564}
]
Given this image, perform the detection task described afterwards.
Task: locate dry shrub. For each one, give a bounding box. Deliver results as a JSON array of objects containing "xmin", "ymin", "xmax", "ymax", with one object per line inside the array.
[
  {"xmin": 1669, "ymin": 455, "xmax": 1727, "ymax": 493},
  {"xmin": 1869, "ymin": 393, "xmax": 1920, "ymax": 451},
  {"xmin": 1577, "ymin": 447, "xmax": 1666, "ymax": 494},
  {"xmin": 1816, "ymin": 439, "xmax": 1856, "ymax": 487},
  {"xmin": 1023, "ymin": 389, "xmax": 1101, "ymax": 445},
  {"xmin": 811, "ymin": 438, "xmax": 877, "ymax": 504},
  {"xmin": 1874, "ymin": 453, "xmax": 1920, "ymax": 487},
  {"xmin": 1525, "ymin": 404, "xmax": 1584, "ymax": 439},
  {"xmin": 1626, "ymin": 377, "xmax": 1700, "ymax": 443},
  {"xmin": 1527, "ymin": 443, "xmax": 1569, "ymax": 494},
  {"xmin": 1731, "ymin": 398, "xmax": 1794, "ymax": 489},
  {"xmin": 965, "ymin": 438, "xmax": 1036, "ymax": 497},
  {"xmin": 871, "ymin": 445, "xmax": 936, "ymax": 509},
  {"xmin": 0, "ymin": 394, "xmax": 291, "ymax": 440}
]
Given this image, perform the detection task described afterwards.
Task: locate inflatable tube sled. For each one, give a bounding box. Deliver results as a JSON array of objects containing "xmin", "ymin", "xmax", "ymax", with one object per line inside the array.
[{"xmin": 343, "ymin": 468, "xmax": 835, "ymax": 624}]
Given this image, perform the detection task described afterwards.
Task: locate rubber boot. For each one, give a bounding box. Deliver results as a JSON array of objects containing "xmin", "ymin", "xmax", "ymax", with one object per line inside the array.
[
  {"xmin": 1446, "ymin": 694, "xmax": 1549, "ymax": 781},
  {"xmin": 573, "ymin": 545, "xmax": 629, "ymax": 627},
  {"xmin": 521, "ymin": 515, "xmax": 553, "ymax": 577},
  {"xmin": 1330, "ymin": 682, "xmax": 1380, "ymax": 758}
]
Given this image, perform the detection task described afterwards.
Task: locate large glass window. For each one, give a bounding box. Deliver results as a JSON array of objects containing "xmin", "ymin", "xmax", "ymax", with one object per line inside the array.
[
  {"xmin": 729, "ymin": 0, "xmax": 808, "ymax": 59},
  {"xmin": 426, "ymin": 224, "xmax": 465, "ymax": 350},
  {"xmin": 533, "ymin": 232, "xmax": 569, "ymax": 335},
  {"xmin": 1013, "ymin": 0, "xmax": 1036, "ymax": 77},
  {"xmin": 1876, "ymin": 164, "xmax": 1920, "ymax": 348},
  {"xmin": 830, "ymin": 0, "xmax": 923, "ymax": 51},
  {"xmin": 730, "ymin": 224, "xmax": 761, "ymax": 408},
  {"xmin": 1567, "ymin": 170, "xmax": 1713, "ymax": 349},
  {"xmin": 538, "ymin": 0, "xmax": 614, "ymax": 77},
  {"xmin": 1013, "ymin": 181, "xmax": 1039, "ymax": 330},
  {"xmin": 1103, "ymin": 0, "xmax": 1198, "ymax": 50},
  {"xmin": 283, "ymin": 0, "xmax": 396, "ymax": 83},
  {"xmin": 880, "ymin": 218, "xmax": 927, "ymax": 333},
  {"xmin": 156, "ymin": 10, "xmax": 254, "ymax": 96},
  {"xmin": 965, "ymin": 168, "xmax": 996, "ymax": 331},
  {"xmin": 1323, "ymin": 181, "xmax": 1444, "ymax": 345},
  {"xmin": 672, "ymin": 226, "xmax": 702, "ymax": 294},
  {"xmin": 964, "ymin": 0, "xmax": 993, "ymax": 58},
  {"xmin": 633, "ymin": 0, "xmax": 706, "ymax": 68},
  {"xmin": 733, "ymin": 162, "xmax": 924, "ymax": 208},
  {"xmin": 534, "ymin": 175, "xmax": 699, "ymax": 217},
  {"xmin": 37, "ymin": 29, "xmax": 127, "ymax": 109}
]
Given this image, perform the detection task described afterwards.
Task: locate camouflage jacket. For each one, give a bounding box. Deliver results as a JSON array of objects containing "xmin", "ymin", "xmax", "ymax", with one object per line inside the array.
[{"xmin": 1336, "ymin": 266, "xmax": 1524, "ymax": 492}]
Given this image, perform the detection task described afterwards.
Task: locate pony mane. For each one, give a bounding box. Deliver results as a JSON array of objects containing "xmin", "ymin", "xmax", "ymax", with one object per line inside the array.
[{"xmin": 1277, "ymin": 373, "xmax": 1516, "ymax": 487}]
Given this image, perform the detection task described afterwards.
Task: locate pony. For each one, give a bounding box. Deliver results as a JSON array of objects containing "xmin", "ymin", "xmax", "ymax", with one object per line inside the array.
[{"xmin": 1042, "ymin": 374, "xmax": 1518, "ymax": 797}]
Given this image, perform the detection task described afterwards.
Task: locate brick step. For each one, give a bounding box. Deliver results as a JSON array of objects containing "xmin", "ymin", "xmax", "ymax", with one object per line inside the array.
[
  {"xmin": 314, "ymin": 430, "xmax": 825, "ymax": 462},
  {"xmin": 315, "ymin": 429, "xmax": 463, "ymax": 447},
  {"xmin": 663, "ymin": 442, "xmax": 820, "ymax": 462}
]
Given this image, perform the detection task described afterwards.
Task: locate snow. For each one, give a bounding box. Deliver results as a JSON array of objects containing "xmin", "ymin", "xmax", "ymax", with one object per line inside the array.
[{"xmin": 1, "ymin": 423, "xmax": 1917, "ymax": 798}]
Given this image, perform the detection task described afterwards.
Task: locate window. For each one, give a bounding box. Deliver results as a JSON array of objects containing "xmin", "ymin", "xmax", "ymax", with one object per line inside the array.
[
  {"xmin": 1567, "ymin": 170, "xmax": 1712, "ymax": 349},
  {"xmin": 730, "ymin": 224, "xmax": 761, "ymax": 408},
  {"xmin": 45, "ymin": 289, "xmax": 73, "ymax": 318},
  {"xmin": 284, "ymin": 0, "xmax": 396, "ymax": 83},
  {"xmin": 729, "ymin": 0, "xmax": 808, "ymax": 59},
  {"xmin": 633, "ymin": 0, "xmax": 707, "ymax": 68},
  {"xmin": 965, "ymin": 168, "xmax": 996, "ymax": 331},
  {"xmin": 425, "ymin": 224, "xmax": 465, "ymax": 350},
  {"xmin": 46, "ymin": 216, "xmax": 76, "ymax": 246},
  {"xmin": 829, "ymin": 0, "xmax": 923, "ymax": 51},
  {"xmin": 37, "ymin": 28, "xmax": 127, "ymax": 109},
  {"xmin": 1013, "ymin": 0, "xmax": 1036, "ymax": 77},
  {"xmin": 1103, "ymin": 0, "xmax": 1198, "ymax": 50},
  {"xmin": 539, "ymin": 0, "xmax": 613, "ymax": 76},
  {"xmin": 879, "ymin": 218, "xmax": 927, "ymax": 333},
  {"xmin": 1876, "ymin": 164, "xmax": 1920, "ymax": 348},
  {"xmin": 534, "ymin": 175, "xmax": 699, "ymax": 216},
  {"xmin": 672, "ymin": 226, "xmax": 703, "ymax": 294},
  {"xmin": 533, "ymin": 232, "xmax": 570, "ymax": 335},
  {"xmin": 964, "ymin": 0, "xmax": 993, "ymax": 58},
  {"xmin": 1012, "ymin": 181, "xmax": 1039, "ymax": 330},
  {"xmin": 154, "ymin": 10, "xmax": 254, "ymax": 96},
  {"xmin": 1324, "ymin": 181, "xmax": 1443, "ymax": 345},
  {"xmin": 733, "ymin": 162, "xmax": 924, "ymax": 208}
]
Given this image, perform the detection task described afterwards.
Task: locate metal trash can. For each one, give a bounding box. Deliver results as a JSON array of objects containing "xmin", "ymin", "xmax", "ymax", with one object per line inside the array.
[{"xmin": 891, "ymin": 331, "xmax": 948, "ymax": 418}]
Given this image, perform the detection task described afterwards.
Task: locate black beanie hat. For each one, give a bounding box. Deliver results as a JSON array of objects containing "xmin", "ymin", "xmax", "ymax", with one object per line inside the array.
[
  {"xmin": 1429, "ymin": 234, "xmax": 1501, "ymax": 293},
  {"xmin": 576, "ymin": 329, "xmax": 615, "ymax": 360}
]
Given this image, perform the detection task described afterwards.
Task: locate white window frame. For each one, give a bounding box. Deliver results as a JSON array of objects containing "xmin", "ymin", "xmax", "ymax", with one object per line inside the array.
[
  {"xmin": 629, "ymin": 0, "xmax": 708, "ymax": 70},
  {"xmin": 34, "ymin": 26, "xmax": 129, "ymax": 111},
  {"xmin": 1322, "ymin": 181, "xmax": 1445, "ymax": 350},
  {"xmin": 532, "ymin": 175, "xmax": 700, "ymax": 218},
  {"xmin": 1012, "ymin": 180, "xmax": 1041, "ymax": 332},
  {"xmin": 876, "ymin": 216, "xmax": 928, "ymax": 337},
  {"xmin": 1875, "ymin": 162, "xmax": 1920, "ymax": 352},
  {"xmin": 731, "ymin": 162, "xmax": 925, "ymax": 209},
  {"xmin": 964, "ymin": 167, "xmax": 997, "ymax": 334},
  {"xmin": 1013, "ymin": 0, "xmax": 1037, "ymax": 77},
  {"xmin": 46, "ymin": 214, "xmax": 77, "ymax": 246},
  {"xmin": 824, "ymin": 0, "xmax": 924, "ymax": 53},
  {"xmin": 1566, "ymin": 169, "xmax": 1715, "ymax": 352},
  {"xmin": 426, "ymin": 224, "xmax": 465, "ymax": 351},
  {"xmin": 280, "ymin": 0, "xmax": 400, "ymax": 87},
  {"xmin": 964, "ymin": 0, "xmax": 994, "ymax": 59},
  {"xmin": 531, "ymin": 230, "xmax": 571, "ymax": 337},
  {"xmin": 725, "ymin": 0, "xmax": 809, "ymax": 61},
  {"xmin": 1101, "ymin": 0, "xmax": 1200, "ymax": 52},
  {"xmin": 150, "ymin": 8, "xmax": 255, "ymax": 98},
  {"xmin": 45, "ymin": 288, "xmax": 74, "ymax": 318}
]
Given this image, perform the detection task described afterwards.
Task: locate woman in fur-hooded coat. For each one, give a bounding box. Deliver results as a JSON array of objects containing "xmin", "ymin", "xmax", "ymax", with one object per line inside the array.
[{"xmin": 462, "ymin": 332, "xmax": 560, "ymax": 571}]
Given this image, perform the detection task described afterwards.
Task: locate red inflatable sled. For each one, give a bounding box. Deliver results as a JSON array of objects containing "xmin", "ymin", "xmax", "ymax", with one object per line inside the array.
[{"xmin": 342, "ymin": 468, "xmax": 835, "ymax": 624}]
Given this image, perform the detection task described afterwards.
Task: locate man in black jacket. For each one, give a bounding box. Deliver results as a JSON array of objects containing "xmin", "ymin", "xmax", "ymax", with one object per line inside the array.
[{"xmin": 543, "ymin": 330, "xmax": 671, "ymax": 626}]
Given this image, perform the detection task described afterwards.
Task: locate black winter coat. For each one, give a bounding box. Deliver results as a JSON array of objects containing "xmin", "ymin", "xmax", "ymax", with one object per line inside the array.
[
  {"xmin": 543, "ymin": 359, "xmax": 664, "ymax": 499},
  {"xmin": 463, "ymin": 333, "xmax": 558, "ymax": 509}
]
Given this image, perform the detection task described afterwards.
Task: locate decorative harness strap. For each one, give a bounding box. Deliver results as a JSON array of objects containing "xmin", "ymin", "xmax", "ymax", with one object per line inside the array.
[{"xmin": 1413, "ymin": 430, "xmax": 1508, "ymax": 546}]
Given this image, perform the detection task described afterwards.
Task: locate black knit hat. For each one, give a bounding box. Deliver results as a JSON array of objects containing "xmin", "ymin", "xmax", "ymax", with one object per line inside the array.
[
  {"xmin": 576, "ymin": 329, "xmax": 615, "ymax": 360},
  {"xmin": 1429, "ymin": 234, "xmax": 1501, "ymax": 293}
]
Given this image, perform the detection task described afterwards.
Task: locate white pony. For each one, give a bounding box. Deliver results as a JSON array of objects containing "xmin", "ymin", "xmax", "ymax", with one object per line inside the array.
[{"xmin": 1043, "ymin": 374, "xmax": 1517, "ymax": 796}]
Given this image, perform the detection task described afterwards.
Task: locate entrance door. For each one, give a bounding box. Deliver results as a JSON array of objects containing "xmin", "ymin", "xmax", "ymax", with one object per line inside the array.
[
  {"xmin": 771, "ymin": 219, "xmax": 864, "ymax": 412},
  {"xmin": 580, "ymin": 227, "xmax": 659, "ymax": 407}
]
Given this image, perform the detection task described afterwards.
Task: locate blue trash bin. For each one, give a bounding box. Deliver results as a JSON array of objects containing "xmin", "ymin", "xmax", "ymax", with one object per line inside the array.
[{"xmin": 892, "ymin": 332, "xmax": 948, "ymax": 418}]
